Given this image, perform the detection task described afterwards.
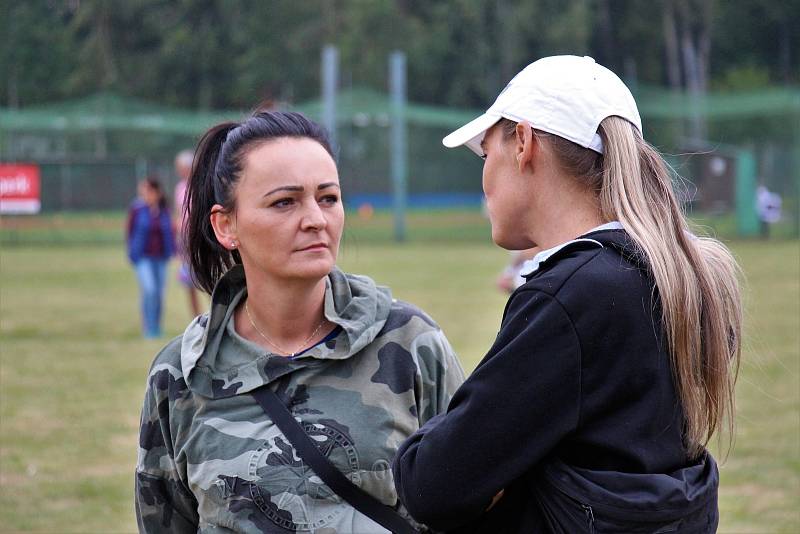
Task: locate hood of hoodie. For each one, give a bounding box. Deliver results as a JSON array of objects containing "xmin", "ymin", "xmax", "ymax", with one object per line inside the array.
[{"xmin": 180, "ymin": 264, "xmax": 393, "ymax": 399}]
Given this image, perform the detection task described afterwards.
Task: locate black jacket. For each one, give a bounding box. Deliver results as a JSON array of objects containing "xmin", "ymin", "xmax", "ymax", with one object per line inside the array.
[{"xmin": 393, "ymin": 229, "xmax": 719, "ymax": 533}]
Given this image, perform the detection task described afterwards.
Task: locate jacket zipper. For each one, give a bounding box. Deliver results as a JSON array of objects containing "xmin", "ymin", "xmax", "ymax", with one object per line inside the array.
[{"xmin": 582, "ymin": 503, "xmax": 596, "ymax": 533}]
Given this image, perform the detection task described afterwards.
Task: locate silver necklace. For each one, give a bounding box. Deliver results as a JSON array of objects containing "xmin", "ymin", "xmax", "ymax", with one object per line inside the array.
[{"xmin": 244, "ymin": 301, "xmax": 327, "ymax": 357}]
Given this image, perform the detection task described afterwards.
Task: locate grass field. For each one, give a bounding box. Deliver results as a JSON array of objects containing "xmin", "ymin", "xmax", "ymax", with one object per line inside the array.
[{"xmin": 0, "ymin": 212, "xmax": 798, "ymax": 532}]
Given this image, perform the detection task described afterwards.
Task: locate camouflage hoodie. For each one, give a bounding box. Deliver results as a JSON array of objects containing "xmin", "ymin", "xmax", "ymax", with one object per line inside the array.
[{"xmin": 136, "ymin": 265, "xmax": 464, "ymax": 533}]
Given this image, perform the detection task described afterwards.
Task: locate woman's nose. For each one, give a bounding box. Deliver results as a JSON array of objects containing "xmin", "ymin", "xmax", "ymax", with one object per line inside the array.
[{"xmin": 301, "ymin": 201, "xmax": 327, "ymax": 230}]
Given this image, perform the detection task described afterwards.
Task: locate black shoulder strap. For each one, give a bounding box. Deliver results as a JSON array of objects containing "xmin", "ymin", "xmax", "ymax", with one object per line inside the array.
[{"xmin": 250, "ymin": 386, "xmax": 419, "ymax": 534}]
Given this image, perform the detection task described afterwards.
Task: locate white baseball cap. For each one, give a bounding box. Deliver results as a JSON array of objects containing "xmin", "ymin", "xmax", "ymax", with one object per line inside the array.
[{"xmin": 442, "ymin": 55, "xmax": 642, "ymax": 157}]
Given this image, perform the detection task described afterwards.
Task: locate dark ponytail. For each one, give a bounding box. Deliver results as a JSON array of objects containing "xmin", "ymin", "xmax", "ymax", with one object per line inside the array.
[
  {"xmin": 184, "ymin": 122, "xmax": 239, "ymax": 294},
  {"xmin": 184, "ymin": 111, "xmax": 334, "ymax": 294}
]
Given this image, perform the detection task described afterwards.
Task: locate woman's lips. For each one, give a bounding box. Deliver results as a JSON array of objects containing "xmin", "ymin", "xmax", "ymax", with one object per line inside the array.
[{"xmin": 298, "ymin": 243, "xmax": 327, "ymax": 251}]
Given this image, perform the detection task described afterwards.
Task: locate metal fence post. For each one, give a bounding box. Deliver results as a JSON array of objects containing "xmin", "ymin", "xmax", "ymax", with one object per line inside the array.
[
  {"xmin": 735, "ymin": 148, "xmax": 758, "ymax": 237},
  {"xmin": 322, "ymin": 45, "xmax": 338, "ymax": 152},
  {"xmin": 390, "ymin": 51, "xmax": 407, "ymax": 242}
]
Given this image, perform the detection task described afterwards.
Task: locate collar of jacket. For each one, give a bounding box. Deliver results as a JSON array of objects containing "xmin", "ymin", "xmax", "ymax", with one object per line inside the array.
[
  {"xmin": 520, "ymin": 222, "xmax": 625, "ymax": 278},
  {"xmin": 520, "ymin": 225, "xmax": 649, "ymax": 281},
  {"xmin": 179, "ymin": 264, "xmax": 393, "ymax": 398}
]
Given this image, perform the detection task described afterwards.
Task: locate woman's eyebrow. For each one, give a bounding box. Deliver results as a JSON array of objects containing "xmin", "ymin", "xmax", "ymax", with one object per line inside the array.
[
  {"xmin": 263, "ymin": 185, "xmax": 303, "ymax": 197},
  {"xmin": 263, "ymin": 183, "xmax": 339, "ymax": 197}
]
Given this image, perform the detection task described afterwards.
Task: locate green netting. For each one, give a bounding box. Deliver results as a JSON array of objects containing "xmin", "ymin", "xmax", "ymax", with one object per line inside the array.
[
  {"xmin": 3, "ymin": 86, "xmax": 798, "ymax": 130},
  {"xmin": 1, "ymin": 87, "xmax": 798, "ymax": 238},
  {"xmin": 0, "ymin": 92, "xmax": 246, "ymax": 135},
  {"xmin": 0, "ymin": 89, "xmax": 482, "ymax": 133},
  {"xmin": 635, "ymin": 87, "xmax": 800, "ymax": 119}
]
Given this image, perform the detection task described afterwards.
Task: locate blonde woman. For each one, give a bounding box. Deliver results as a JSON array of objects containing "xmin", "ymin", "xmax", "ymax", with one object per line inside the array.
[{"xmin": 393, "ymin": 56, "xmax": 741, "ymax": 533}]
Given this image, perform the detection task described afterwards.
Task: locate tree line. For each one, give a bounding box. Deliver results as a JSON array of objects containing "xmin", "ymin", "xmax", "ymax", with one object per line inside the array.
[{"xmin": 2, "ymin": 0, "xmax": 797, "ymax": 111}]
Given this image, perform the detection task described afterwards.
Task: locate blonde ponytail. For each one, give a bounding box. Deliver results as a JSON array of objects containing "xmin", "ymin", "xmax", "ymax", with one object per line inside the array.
[
  {"xmin": 596, "ymin": 116, "xmax": 741, "ymax": 458},
  {"xmin": 505, "ymin": 115, "xmax": 742, "ymax": 458}
]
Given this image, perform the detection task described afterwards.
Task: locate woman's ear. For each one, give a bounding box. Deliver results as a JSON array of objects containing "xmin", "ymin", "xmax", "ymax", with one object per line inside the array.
[
  {"xmin": 515, "ymin": 121, "xmax": 538, "ymax": 173},
  {"xmin": 209, "ymin": 205, "xmax": 238, "ymax": 251}
]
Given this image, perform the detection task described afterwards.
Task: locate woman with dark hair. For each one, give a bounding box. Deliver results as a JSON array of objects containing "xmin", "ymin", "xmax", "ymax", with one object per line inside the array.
[
  {"xmin": 127, "ymin": 177, "xmax": 175, "ymax": 338},
  {"xmin": 135, "ymin": 110, "xmax": 464, "ymax": 533},
  {"xmin": 393, "ymin": 56, "xmax": 742, "ymax": 532}
]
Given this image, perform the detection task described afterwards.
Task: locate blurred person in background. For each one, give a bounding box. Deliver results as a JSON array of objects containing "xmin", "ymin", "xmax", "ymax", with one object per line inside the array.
[
  {"xmin": 495, "ymin": 247, "xmax": 539, "ymax": 293},
  {"xmin": 756, "ymin": 184, "xmax": 782, "ymax": 239},
  {"xmin": 126, "ymin": 177, "xmax": 175, "ymax": 338},
  {"xmin": 135, "ymin": 110, "xmax": 464, "ymax": 533},
  {"xmin": 173, "ymin": 148, "xmax": 202, "ymax": 317},
  {"xmin": 393, "ymin": 56, "xmax": 742, "ymax": 533}
]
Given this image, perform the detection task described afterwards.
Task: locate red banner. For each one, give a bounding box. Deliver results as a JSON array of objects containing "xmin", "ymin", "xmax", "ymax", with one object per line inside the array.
[{"xmin": 0, "ymin": 164, "xmax": 41, "ymax": 214}]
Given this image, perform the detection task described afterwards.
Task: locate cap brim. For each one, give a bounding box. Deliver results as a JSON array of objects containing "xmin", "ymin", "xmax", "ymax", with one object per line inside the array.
[{"xmin": 442, "ymin": 113, "xmax": 501, "ymax": 157}]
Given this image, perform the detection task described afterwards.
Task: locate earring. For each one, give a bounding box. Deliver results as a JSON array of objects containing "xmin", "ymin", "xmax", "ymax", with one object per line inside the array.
[{"xmin": 230, "ymin": 240, "xmax": 237, "ymax": 249}]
